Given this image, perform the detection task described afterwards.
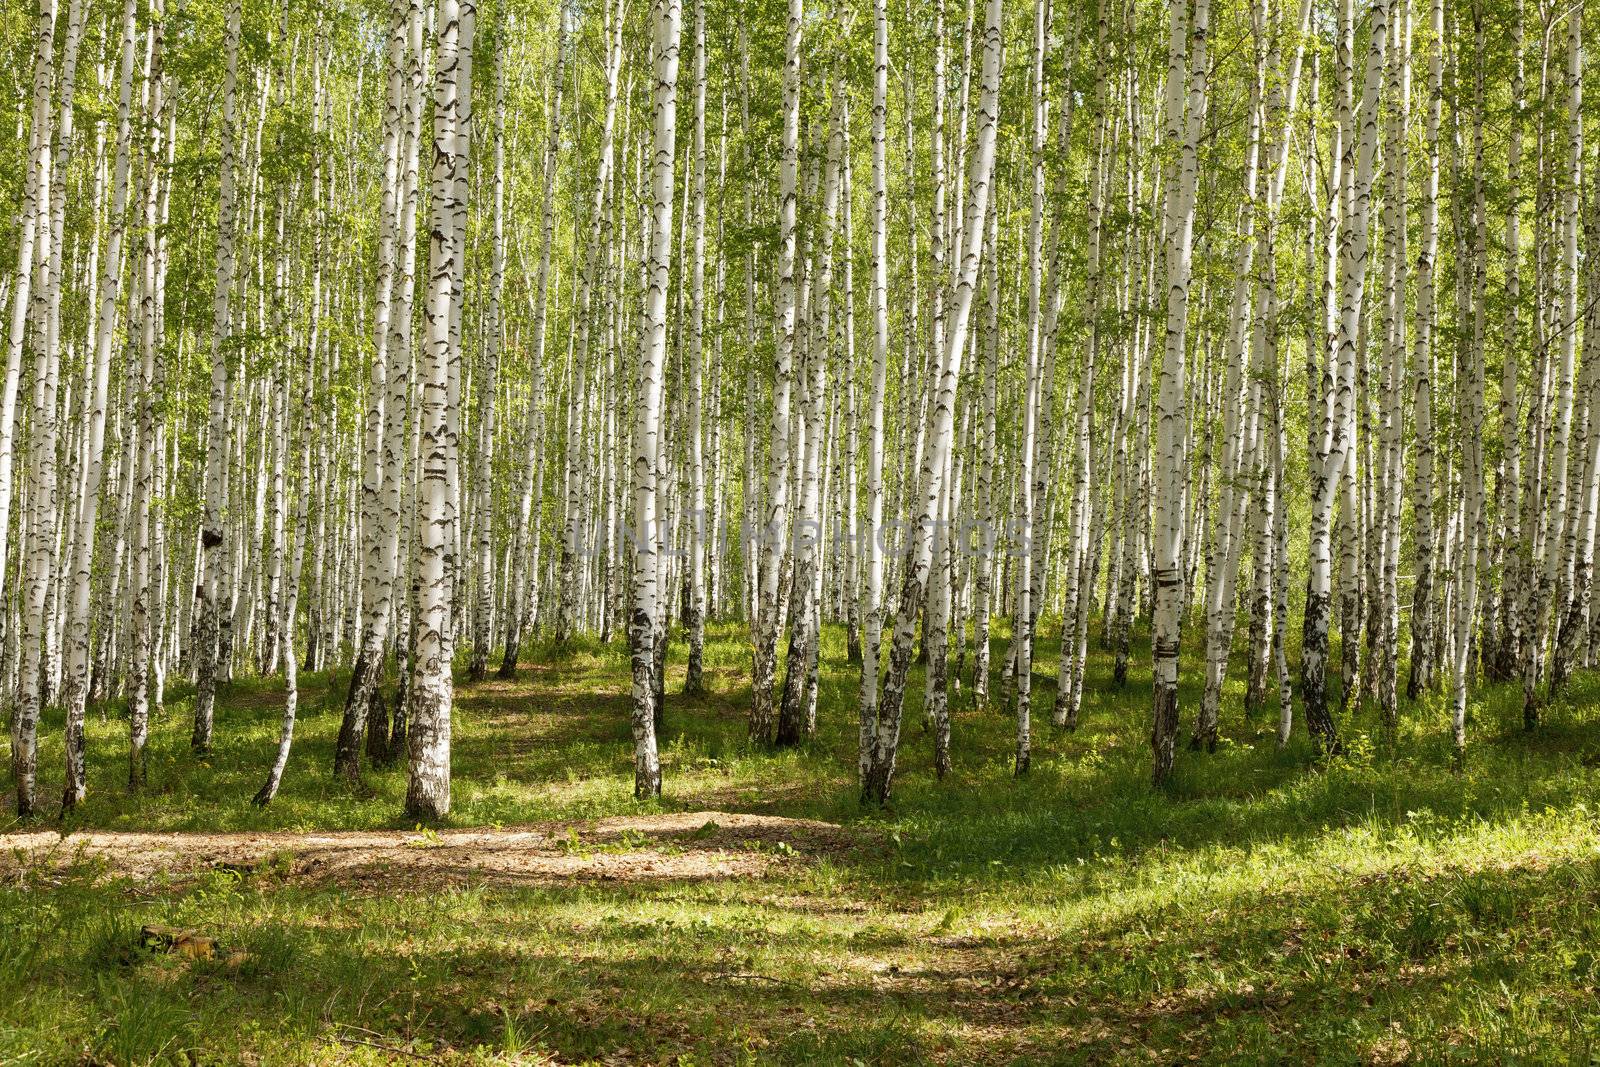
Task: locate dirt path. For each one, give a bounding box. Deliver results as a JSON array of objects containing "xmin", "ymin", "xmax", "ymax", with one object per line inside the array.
[{"xmin": 2, "ymin": 811, "xmax": 858, "ymax": 891}]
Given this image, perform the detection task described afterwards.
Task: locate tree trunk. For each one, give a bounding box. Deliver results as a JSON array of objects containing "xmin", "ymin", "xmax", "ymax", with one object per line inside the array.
[
  {"xmin": 1150, "ymin": 0, "xmax": 1210, "ymax": 786},
  {"xmin": 406, "ymin": 0, "xmax": 474, "ymax": 821}
]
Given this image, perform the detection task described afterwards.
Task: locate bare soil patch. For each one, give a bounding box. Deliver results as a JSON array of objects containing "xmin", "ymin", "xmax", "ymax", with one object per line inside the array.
[{"xmin": 2, "ymin": 810, "xmax": 857, "ymax": 892}]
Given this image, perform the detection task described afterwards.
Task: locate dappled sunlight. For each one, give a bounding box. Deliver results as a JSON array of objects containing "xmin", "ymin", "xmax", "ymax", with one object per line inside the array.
[{"xmin": 7, "ymin": 623, "xmax": 1600, "ymax": 1061}]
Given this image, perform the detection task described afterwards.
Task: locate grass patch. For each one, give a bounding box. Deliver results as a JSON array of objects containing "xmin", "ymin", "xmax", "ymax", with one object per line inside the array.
[{"xmin": 6, "ymin": 620, "xmax": 1600, "ymax": 1062}]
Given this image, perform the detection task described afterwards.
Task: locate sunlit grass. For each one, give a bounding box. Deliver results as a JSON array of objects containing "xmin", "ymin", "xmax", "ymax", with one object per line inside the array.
[{"xmin": 5, "ymin": 618, "xmax": 1600, "ymax": 1062}]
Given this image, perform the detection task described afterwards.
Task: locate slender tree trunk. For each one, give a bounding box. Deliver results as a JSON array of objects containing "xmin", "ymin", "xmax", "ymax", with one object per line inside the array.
[
  {"xmin": 557, "ymin": 0, "xmax": 625, "ymax": 646},
  {"xmin": 406, "ymin": 0, "xmax": 474, "ymax": 820},
  {"xmin": 1011, "ymin": 0, "xmax": 1049, "ymax": 770},
  {"xmin": 1492, "ymin": 0, "xmax": 1527, "ymax": 683},
  {"xmin": 1375, "ymin": 0, "xmax": 1410, "ymax": 730},
  {"xmin": 255, "ymin": 370, "xmax": 313, "ymax": 806},
  {"xmin": 629, "ymin": 0, "xmax": 681, "ymax": 797},
  {"xmin": 1194, "ymin": 16, "xmax": 1264, "ymax": 752},
  {"xmin": 683, "ymin": 0, "xmax": 709, "ymax": 696},
  {"xmin": 1525, "ymin": 9, "xmax": 1581, "ymax": 719},
  {"xmin": 751, "ymin": 0, "xmax": 802, "ymax": 744},
  {"xmin": 335, "ymin": 0, "xmax": 406, "ymax": 773},
  {"xmin": 1449, "ymin": 9, "xmax": 1489, "ymax": 762},
  {"xmin": 62, "ymin": 0, "xmax": 140, "ymax": 811},
  {"xmin": 1407, "ymin": 0, "xmax": 1442, "ymax": 701},
  {"xmin": 1150, "ymin": 0, "xmax": 1210, "ymax": 786},
  {"xmin": 500, "ymin": 6, "xmax": 567, "ymax": 678},
  {"xmin": 1301, "ymin": 0, "xmax": 1385, "ymax": 750},
  {"xmin": 469, "ymin": 46, "xmax": 506, "ymax": 684},
  {"xmin": 779, "ymin": 81, "xmax": 842, "ymax": 748},
  {"xmin": 859, "ymin": 0, "xmax": 891, "ymax": 781},
  {"xmin": 0, "ymin": 0, "xmax": 61, "ymax": 656},
  {"xmin": 192, "ymin": 0, "xmax": 242, "ymax": 757},
  {"xmin": 863, "ymin": 0, "xmax": 1001, "ymax": 805}
]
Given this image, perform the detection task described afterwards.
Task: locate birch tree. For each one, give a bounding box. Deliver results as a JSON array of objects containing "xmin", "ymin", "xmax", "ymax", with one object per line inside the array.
[
  {"xmin": 683, "ymin": 0, "xmax": 709, "ymax": 696},
  {"xmin": 863, "ymin": 0, "xmax": 1002, "ymax": 805},
  {"xmin": 1149, "ymin": 0, "xmax": 1209, "ymax": 785},
  {"xmin": 1300, "ymin": 0, "xmax": 1386, "ymax": 750},
  {"xmin": 406, "ymin": 0, "xmax": 474, "ymax": 820},
  {"xmin": 193, "ymin": 0, "xmax": 244, "ymax": 757},
  {"xmin": 1407, "ymin": 0, "xmax": 1442, "ymax": 701},
  {"xmin": 859, "ymin": 0, "xmax": 891, "ymax": 780},
  {"xmin": 629, "ymin": 0, "xmax": 682, "ymax": 797},
  {"xmin": 500, "ymin": 3, "xmax": 568, "ymax": 679},
  {"xmin": 61, "ymin": 0, "xmax": 140, "ymax": 811},
  {"xmin": 751, "ymin": 0, "xmax": 802, "ymax": 744}
]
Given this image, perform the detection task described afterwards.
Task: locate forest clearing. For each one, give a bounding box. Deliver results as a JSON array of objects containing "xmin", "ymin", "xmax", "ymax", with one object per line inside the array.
[{"xmin": 9, "ymin": 626, "xmax": 1600, "ymax": 1063}]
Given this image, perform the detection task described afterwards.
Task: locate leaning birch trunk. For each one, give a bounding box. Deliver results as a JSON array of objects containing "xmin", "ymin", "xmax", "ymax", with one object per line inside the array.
[
  {"xmin": 1012, "ymin": 0, "xmax": 1049, "ymax": 772},
  {"xmin": 780, "ymin": 83, "xmax": 842, "ymax": 748},
  {"xmin": 469, "ymin": 47, "xmax": 506, "ymax": 684},
  {"xmin": 1300, "ymin": 0, "xmax": 1385, "ymax": 750},
  {"xmin": 750, "ymin": 0, "xmax": 802, "ymax": 744},
  {"xmin": 683, "ymin": 0, "xmax": 709, "ymax": 696},
  {"xmin": 254, "ymin": 411, "xmax": 312, "ymax": 806},
  {"xmin": 14, "ymin": 0, "xmax": 87, "ymax": 813},
  {"xmin": 499, "ymin": 4, "xmax": 567, "ymax": 678},
  {"xmin": 1407, "ymin": 0, "xmax": 1442, "ymax": 701},
  {"xmin": 0, "ymin": 0, "xmax": 60, "ymax": 639},
  {"xmin": 62, "ymin": 0, "xmax": 140, "ymax": 811},
  {"xmin": 862, "ymin": 0, "xmax": 1001, "ymax": 806},
  {"xmin": 1149, "ymin": 0, "xmax": 1209, "ymax": 786},
  {"xmin": 629, "ymin": 0, "xmax": 681, "ymax": 798},
  {"xmin": 858, "ymin": 0, "xmax": 891, "ymax": 781},
  {"xmin": 406, "ymin": 0, "xmax": 473, "ymax": 820},
  {"xmin": 193, "ymin": 0, "xmax": 242, "ymax": 757},
  {"xmin": 1523, "ymin": 9, "xmax": 1581, "ymax": 724}
]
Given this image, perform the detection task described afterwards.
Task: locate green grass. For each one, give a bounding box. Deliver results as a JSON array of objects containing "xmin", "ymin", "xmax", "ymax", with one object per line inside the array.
[{"xmin": 7, "ymin": 619, "xmax": 1600, "ymax": 1063}]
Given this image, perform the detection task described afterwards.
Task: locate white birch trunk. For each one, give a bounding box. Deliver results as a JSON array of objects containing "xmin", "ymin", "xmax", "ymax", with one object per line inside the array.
[
  {"xmin": 469, "ymin": 46, "xmax": 505, "ymax": 683},
  {"xmin": 61, "ymin": 0, "xmax": 138, "ymax": 809},
  {"xmin": 863, "ymin": 0, "xmax": 1001, "ymax": 805},
  {"xmin": 1300, "ymin": 0, "xmax": 1385, "ymax": 747},
  {"xmin": 1407, "ymin": 0, "xmax": 1442, "ymax": 701},
  {"xmin": 683, "ymin": 0, "xmax": 709, "ymax": 696},
  {"xmin": 629, "ymin": 0, "xmax": 681, "ymax": 797},
  {"xmin": 1150, "ymin": 0, "xmax": 1210, "ymax": 784},
  {"xmin": 406, "ymin": 0, "xmax": 473, "ymax": 820},
  {"xmin": 750, "ymin": 0, "xmax": 802, "ymax": 743},
  {"xmin": 858, "ymin": 0, "xmax": 891, "ymax": 781}
]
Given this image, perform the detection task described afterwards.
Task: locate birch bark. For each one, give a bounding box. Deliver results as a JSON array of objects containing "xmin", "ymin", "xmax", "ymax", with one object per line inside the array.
[
  {"xmin": 863, "ymin": 0, "xmax": 1001, "ymax": 805},
  {"xmin": 406, "ymin": 0, "xmax": 474, "ymax": 820},
  {"xmin": 1150, "ymin": 0, "xmax": 1210, "ymax": 784},
  {"xmin": 629, "ymin": 0, "xmax": 682, "ymax": 797}
]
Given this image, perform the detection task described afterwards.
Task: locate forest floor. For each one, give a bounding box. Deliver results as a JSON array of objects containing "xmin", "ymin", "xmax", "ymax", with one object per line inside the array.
[{"xmin": 7, "ymin": 621, "xmax": 1600, "ymax": 1063}]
